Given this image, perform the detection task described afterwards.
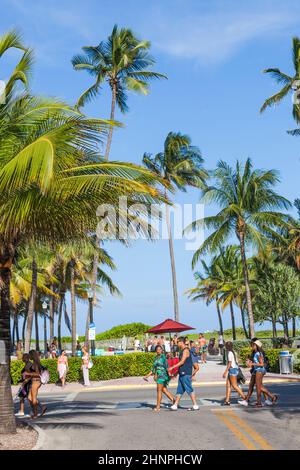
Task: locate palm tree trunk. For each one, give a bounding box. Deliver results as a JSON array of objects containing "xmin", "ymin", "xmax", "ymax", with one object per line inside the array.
[
  {"xmin": 57, "ymin": 295, "xmax": 64, "ymax": 351},
  {"xmin": 50, "ymin": 285, "xmax": 54, "ymax": 340},
  {"xmin": 70, "ymin": 262, "xmax": 76, "ymax": 356},
  {"xmin": 15, "ymin": 313, "xmax": 19, "ymax": 342},
  {"xmin": 34, "ymin": 309, "xmax": 39, "ymax": 351},
  {"xmin": 292, "ymin": 316, "xmax": 296, "ymax": 337},
  {"xmin": 104, "ymin": 83, "xmax": 116, "ymax": 160},
  {"xmin": 22, "ymin": 310, "xmax": 27, "ymax": 345},
  {"xmin": 165, "ymin": 201, "xmax": 180, "ymax": 321},
  {"xmin": 24, "ymin": 259, "xmax": 37, "ymax": 353},
  {"xmin": 240, "ymin": 307, "xmax": 249, "ymax": 339},
  {"xmin": 0, "ymin": 260, "xmax": 16, "ymax": 434},
  {"xmin": 12, "ymin": 317, "xmax": 16, "ymax": 350},
  {"xmin": 238, "ymin": 232, "xmax": 255, "ymax": 338},
  {"xmin": 229, "ymin": 301, "xmax": 236, "ymax": 340},
  {"xmin": 215, "ymin": 298, "xmax": 223, "ymax": 335}
]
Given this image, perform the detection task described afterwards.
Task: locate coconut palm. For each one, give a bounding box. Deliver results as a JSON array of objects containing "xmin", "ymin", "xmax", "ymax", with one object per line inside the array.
[
  {"xmin": 72, "ymin": 24, "xmax": 166, "ymax": 159},
  {"xmin": 186, "ymin": 259, "xmax": 224, "ymax": 335},
  {"xmin": 0, "ymin": 29, "xmax": 33, "ymax": 101},
  {"xmin": 260, "ymin": 36, "xmax": 300, "ymax": 123},
  {"xmin": 187, "ymin": 158, "xmax": 291, "ymax": 338},
  {"xmin": 143, "ymin": 132, "xmax": 208, "ymax": 321},
  {"xmin": 0, "ymin": 85, "xmax": 163, "ymax": 435}
]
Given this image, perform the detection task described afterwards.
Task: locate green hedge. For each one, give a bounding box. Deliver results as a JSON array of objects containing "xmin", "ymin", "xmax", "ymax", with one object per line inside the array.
[
  {"xmin": 239, "ymin": 348, "xmax": 296, "ymax": 373},
  {"xmin": 10, "ymin": 353, "xmax": 155, "ymax": 385}
]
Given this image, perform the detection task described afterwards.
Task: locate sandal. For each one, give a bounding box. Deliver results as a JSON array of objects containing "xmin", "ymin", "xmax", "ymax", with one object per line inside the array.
[
  {"xmin": 222, "ymin": 401, "xmax": 231, "ymax": 406},
  {"xmin": 255, "ymin": 403, "xmax": 263, "ymax": 408},
  {"xmin": 40, "ymin": 405, "xmax": 47, "ymax": 416},
  {"xmin": 153, "ymin": 407, "xmax": 160, "ymax": 412}
]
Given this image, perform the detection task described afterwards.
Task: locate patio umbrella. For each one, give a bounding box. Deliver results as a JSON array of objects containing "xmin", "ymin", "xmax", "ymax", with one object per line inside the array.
[{"xmin": 146, "ymin": 318, "xmax": 195, "ymax": 335}]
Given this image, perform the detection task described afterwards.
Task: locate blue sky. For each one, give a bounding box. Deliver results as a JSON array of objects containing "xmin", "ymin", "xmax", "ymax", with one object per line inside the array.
[{"xmin": 2, "ymin": 0, "xmax": 300, "ymax": 335}]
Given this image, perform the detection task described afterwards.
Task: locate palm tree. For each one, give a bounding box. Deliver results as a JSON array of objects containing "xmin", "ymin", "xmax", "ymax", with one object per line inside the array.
[
  {"xmin": 260, "ymin": 36, "xmax": 300, "ymax": 123},
  {"xmin": 0, "ymin": 79, "xmax": 163, "ymax": 435},
  {"xmin": 187, "ymin": 159, "xmax": 291, "ymax": 338},
  {"xmin": 72, "ymin": 24, "xmax": 166, "ymax": 159},
  {"xmin": 143, "ymin": 132, "xmax": 208, "ymax": 321},
  {"xmin": 186, "ymin": 259, "xmax": 224, "ymax": 335}
]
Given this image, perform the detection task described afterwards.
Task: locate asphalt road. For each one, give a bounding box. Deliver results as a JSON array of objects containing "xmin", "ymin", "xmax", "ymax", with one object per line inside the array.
[{"xmin": 16, "ymin": 382, "xmax": 300, "ymax": 450}]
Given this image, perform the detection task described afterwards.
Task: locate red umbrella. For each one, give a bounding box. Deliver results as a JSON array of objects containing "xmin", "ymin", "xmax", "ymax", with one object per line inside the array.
[{"xmin": 146, "ymin": 318, "xmax": 195, "ymax": 334}]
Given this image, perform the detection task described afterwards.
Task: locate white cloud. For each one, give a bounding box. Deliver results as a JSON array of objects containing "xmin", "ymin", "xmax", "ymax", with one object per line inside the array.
[{"xmin": 147, "ymin": 3, "xmax": 300, "ymax": 63}]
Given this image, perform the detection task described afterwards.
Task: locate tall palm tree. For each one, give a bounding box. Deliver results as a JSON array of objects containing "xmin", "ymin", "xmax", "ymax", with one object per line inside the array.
[
  {"xmin": 143, "ymin": 132, "xmax": 208, "ymax": 321},
  {"xmin": 260, "ymin": 36, "xmax": 300, "ymax": 123},
  {"xmin": 187, "ymin": 158, "xmax": 291, "ymax": 338},
  {"xmin": 72, "ymin": 24, "xmax": 166, "ymax": 159}
]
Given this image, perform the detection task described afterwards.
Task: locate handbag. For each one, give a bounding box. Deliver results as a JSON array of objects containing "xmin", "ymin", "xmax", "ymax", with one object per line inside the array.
[
  {"xmin": 88, "ymin": 360, "xmax": 93, "ymax": 369},
  {"xmin": 237, "ymin": 367, "xmax": 246, "ymax": 384}
]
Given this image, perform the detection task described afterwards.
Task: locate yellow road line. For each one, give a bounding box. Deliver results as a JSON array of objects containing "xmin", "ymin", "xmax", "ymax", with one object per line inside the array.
[
  {"xmin": 227, "ymin": 410, "xmax": 274, "ymax": 450},
  {"xmin": 213, "ymin": 410, "xmax": 258, "ymax": 450}
]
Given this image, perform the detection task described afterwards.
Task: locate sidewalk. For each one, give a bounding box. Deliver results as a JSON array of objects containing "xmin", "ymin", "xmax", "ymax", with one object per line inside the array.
[{"xmin": 11, "ymin": 361, "xmax": 300, "ymax": 396}]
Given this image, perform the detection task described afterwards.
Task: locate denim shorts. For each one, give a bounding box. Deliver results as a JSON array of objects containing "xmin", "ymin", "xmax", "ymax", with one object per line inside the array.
[
  {"xmin": 228, "ymin": 367, "xmax": 239, "ymax": 376},
  {"xmin": 176, "ymin": 374, "xmax": 194, "ymax": 395}
]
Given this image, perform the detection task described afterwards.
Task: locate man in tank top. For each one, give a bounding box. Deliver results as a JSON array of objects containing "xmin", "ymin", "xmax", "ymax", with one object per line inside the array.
[{"xmin": 168, "ymin": 337, "xmax": 199, "ymax": 411}]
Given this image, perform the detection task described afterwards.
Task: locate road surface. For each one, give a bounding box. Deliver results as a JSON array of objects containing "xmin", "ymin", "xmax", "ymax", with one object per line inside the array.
[{"xmin": 15, "ymin": 382, "xmax": 300, "ymax": 450}]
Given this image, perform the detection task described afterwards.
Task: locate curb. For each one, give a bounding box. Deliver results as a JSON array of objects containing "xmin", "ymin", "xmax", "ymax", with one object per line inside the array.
[
  {"xmin": 73, "ymin": 377, "xmax": 300, "ymax": 393},
  {"xmin": 25, "ymin": 422, "xmax": 46, "ymax": 450}
]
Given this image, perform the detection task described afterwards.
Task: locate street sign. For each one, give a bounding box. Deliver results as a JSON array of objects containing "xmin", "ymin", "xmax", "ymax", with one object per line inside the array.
[{"xmin": 88, "ymin": 322, "xmax": 96, "ymax": 341}]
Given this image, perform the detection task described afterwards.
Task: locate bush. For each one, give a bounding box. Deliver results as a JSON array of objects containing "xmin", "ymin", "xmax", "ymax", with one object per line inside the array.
[
  {"xmin": 10, "ymin": 353, "xmax": 155, "ymax": 385},
  {"xmin": 95, "ymin": 322, "xmax": 151, "ymax": 341},
  {"xmin": 239, "ymin": 348, "xmax": 296, "ymax": 373}
]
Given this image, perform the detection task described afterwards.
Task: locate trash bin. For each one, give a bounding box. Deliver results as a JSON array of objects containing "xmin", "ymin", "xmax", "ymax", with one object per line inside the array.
[{"xmin": 279, "ymin": 351, "xmax": 293, "ymax": 374}]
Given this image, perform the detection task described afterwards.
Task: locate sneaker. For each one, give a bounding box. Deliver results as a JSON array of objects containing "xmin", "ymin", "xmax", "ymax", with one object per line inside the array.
[
  {"xmin": 192, "ymin": 404, "xmax": 199, "ymax": 411},
  {"xmin": 265, "ymin": 399, "xmax": 273, "ymax": 406},
  {"xmin": 170, "ymin": 404, "xmax": 178, "ymax": 411},
  {"xmin": 14, "ymin": 412, "xmax": 25, "ymax": 417},
  {"xmin": 238, "ymin": 400, "xmax": 248, "ymax": 407}
]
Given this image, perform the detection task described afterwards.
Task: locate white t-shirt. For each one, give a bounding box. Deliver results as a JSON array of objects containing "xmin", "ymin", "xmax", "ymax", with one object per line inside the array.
[
  {"xmin": 164, "ymin": 340, "xmax": 171, "ymax": 353},
  {"xmin": 227, "ymin": 351, "xmax": 238, "ymax": 368}
]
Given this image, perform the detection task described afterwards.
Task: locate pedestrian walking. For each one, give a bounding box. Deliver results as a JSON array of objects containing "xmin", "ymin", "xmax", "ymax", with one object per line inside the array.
[
  {"xmin": 15, "ymin": 353, "xmax": 32, "ymax": 417},
  {"xmin": 190, "ymin": 340, "xmax": 200, "ymax": 380},
  {"xmin": 218, "ymin": 333, "xmax": 224, "ymax": 354},
  {"xmin": 222, "ymin": 341, "xmax": 247, "ymax": 406},
  {"xmin": 25, "ymin": 350, "xmax": 47, "ymax": 418},
  {"xmin": 238, "ymin": 337, "xmax": 268, "ymax": 406},
  {"xmin": 198, "ymin": 333, "xmax": 207, "ymax": 363},
  {"xmin": 81, "ymin": 345, "xmax": 91, "ymax": 386},
  {"xmin": 134, "ymin": 337, "xmax": 140, "ymax": 351},
  {"xmin": 50, "ymin": 338, "xmax": 57, "ymax": 358},
  {"xmin": 238, "ymin": 340, "xmax": 278, "ymax": 408},
  {"xmin": 57, "ymin": 350, "xmax": 68, "ymax": 387},
  {"xmin": 144, "ymin": 345, "xmax": 175, "ymax": 412},
  {"xmin": 168, "ymin": 337, "xmax": 199, "ymax": 411}
]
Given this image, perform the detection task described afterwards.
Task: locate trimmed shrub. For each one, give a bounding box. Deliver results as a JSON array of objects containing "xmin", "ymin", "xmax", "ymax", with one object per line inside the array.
[
  {"xmin": 239, "ymin": 348, "xmax": 296, "ymax": 373},
  {"xmin": 10, "ymin": 353, "xmax": 155, "ymax": 385}
]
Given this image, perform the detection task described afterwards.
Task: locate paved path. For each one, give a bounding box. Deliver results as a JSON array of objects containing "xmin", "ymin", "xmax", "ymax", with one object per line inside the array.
[{"xmin": 15, "ymin": 380, "xmax": 300, "ymax": 450}]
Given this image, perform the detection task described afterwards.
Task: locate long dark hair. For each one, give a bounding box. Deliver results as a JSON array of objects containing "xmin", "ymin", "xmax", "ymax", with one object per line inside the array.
[
  {"xmin": 225, "ymin": 341, "xmax": 237, "ymax": 364},
  {"xmin": 29, "ymin": 349, "xmax": 42, "ymax": 373}
]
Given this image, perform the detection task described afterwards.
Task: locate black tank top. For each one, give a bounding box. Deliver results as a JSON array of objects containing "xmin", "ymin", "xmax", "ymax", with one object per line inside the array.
[{"xmin": 179, "ymin": 348, "xmax": 193, "ymax": 376}]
